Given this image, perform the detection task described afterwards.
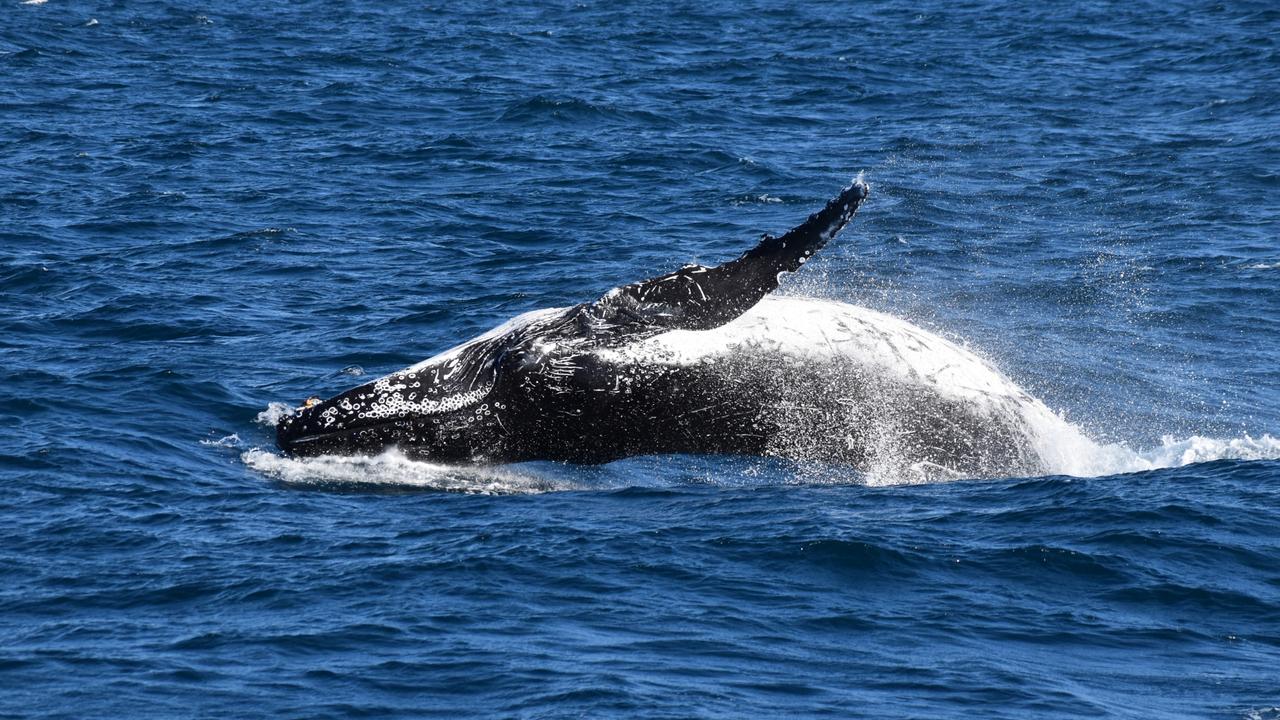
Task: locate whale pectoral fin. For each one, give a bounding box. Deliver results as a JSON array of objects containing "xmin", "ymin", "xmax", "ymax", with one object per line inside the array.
[
  {"xmin": 741, "ymin": 175, "xmax": 869, "ymax": 275},
  {"xmin": 582, "ymin": 177, "xmax": 869, "ymax": 337}
]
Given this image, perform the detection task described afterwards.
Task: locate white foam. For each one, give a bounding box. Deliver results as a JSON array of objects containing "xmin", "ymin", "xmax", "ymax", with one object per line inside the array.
[
  {"xmin": 961, "ymin": 391, "xmax": 1280, "ymax": 481},
  {"xmin": 1144, "ymin": 434, "xmax": 1280, "ymax": 465},
  {"xmin": 242, "ymin": 448, "xmax": 570, "ymax": 495},
  {"xmin": 201, "ymin": 433, "xmax": 241, "ymax": 448},
  {"xmin": 1072, "ymin": 434, "xmax": 1280, "ymax": 476}
]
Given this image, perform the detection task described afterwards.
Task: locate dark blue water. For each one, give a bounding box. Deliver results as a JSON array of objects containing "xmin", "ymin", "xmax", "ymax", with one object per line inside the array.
[{"xmin": 3, "ymin": 1, "xmax": 1279, "ymax": 717}]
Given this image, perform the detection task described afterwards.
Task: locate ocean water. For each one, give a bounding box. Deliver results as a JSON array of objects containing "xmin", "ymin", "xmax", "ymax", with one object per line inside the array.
[{"xmin": 3, "ymin": 0, "xmax": 1279, "ymax": 717}]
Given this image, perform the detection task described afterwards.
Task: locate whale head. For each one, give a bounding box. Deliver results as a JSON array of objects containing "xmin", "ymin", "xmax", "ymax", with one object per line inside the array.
[
  {"xmin": 274, "ymin": 365, "xmax": 509, "ymax": 461},
  {"xmin": 274, "ymin": 308, "xmax": 572, "ymax": 461}
]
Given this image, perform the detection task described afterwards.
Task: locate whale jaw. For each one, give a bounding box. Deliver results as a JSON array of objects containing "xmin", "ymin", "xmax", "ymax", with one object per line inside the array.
[{"xmin": 275, "ymin": 412, "xmax": 399, "ymax": 458}]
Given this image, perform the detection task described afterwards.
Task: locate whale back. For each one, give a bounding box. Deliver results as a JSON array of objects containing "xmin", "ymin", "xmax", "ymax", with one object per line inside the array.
[
  {"xmin": 603, "ymin": 296, "xmax": 1030, "ymax": 406},
  {"xmin": 593, "ymin": 295, "xmax": 1077, "ymax": 480}
]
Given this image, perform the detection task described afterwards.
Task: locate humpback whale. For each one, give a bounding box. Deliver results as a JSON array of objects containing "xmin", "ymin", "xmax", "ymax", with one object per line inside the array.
[{"xmin": 277, "ymin": 178, "xmax": 1066, "ymax": 479}]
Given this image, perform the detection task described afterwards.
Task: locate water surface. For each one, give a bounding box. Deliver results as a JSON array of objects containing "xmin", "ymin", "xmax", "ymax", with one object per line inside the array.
[{"xmin": 2, "ymin": 1, "xmax": 1278, "ymax": 717}]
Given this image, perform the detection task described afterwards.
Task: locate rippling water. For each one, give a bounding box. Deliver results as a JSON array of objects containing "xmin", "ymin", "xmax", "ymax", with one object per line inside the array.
[{"xmin": 3, "ymin": 1, "xmax": 1278, "ymax": 717}]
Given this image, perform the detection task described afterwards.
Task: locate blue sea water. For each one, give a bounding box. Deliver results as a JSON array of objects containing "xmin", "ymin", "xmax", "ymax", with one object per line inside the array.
[{"xmin": 3, "ymin": 0, "xmax": 1280, "ymax": 716}]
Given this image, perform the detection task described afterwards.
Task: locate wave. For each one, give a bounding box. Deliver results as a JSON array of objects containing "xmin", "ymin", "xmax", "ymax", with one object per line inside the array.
[
  {"xmin": 1011, "ymin": 393, "xmax": 1280, "ymax": 482},
  {"xmin": 496, "ymin": 95, "xmax": 642, "ymax": 125},
  {"xmin": 1046, "ymin": 432, "xmax": 1280, "ymax": 478}
]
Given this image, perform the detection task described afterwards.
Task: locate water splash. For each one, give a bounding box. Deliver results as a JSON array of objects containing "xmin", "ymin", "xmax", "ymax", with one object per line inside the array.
[
  {"xmin": 255, "ymin": 402, "xmax": 294, "ymax": 427},
  {"xmin": 1071, "ymin": 433, "xmax": 1280, "ymax": 477}
]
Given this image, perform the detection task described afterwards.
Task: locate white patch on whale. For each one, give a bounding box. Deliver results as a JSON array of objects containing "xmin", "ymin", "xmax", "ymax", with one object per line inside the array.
[
  {"xmin": 403, "ymin": 307, "xmax": 566, "ymax": 373},
  {"xmin": 350, "ymin": 307, "xmax": 569, "ymax": 421}
]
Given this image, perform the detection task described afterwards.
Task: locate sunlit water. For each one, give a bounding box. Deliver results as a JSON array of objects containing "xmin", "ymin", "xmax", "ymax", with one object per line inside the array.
[{"xmin": 2, "ymin": 1, "xmax": 1278, "ymax": 717}]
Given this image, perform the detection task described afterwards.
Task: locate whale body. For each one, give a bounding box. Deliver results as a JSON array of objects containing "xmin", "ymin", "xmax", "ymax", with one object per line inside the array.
[{"xmin": 276, "ymin": 178, "xmax": 1078, "ymax": 479}]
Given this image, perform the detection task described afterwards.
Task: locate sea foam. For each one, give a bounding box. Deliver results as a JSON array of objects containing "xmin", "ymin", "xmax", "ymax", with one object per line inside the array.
[{"xmin": 241, "ymin": 448, "xmax": 569, "ymax": 495}]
